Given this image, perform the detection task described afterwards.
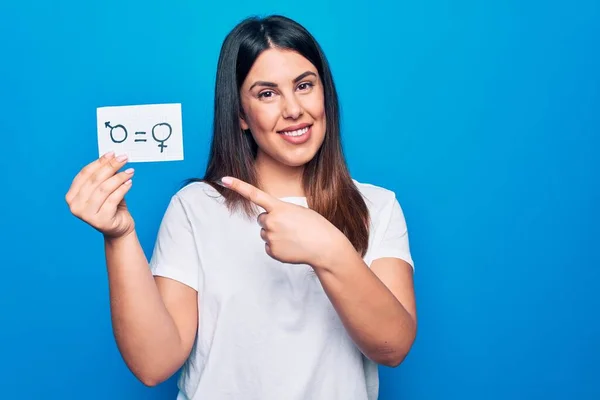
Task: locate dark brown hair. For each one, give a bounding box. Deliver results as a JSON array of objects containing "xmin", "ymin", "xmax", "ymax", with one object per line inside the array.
[{"xmin": 192, "ymin": 15, "xmax": 370, "ymax": 256}]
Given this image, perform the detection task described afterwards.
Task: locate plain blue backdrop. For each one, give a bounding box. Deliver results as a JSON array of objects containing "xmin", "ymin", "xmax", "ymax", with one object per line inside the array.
[{"xmin": 1, "ymin": 0, "xmax": 598, "ymax": 398}]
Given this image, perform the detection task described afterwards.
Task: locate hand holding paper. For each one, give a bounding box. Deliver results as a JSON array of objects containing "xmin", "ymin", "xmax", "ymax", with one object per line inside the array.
[{"xmin": 66, "ymin": 152, "xmax": 136, "ymax": 239}]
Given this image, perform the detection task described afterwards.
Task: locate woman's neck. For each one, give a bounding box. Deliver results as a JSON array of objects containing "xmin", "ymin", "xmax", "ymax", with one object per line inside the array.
[{"xmin": 255, "ymin": 152, "xmax": 305, "ymax": 198}]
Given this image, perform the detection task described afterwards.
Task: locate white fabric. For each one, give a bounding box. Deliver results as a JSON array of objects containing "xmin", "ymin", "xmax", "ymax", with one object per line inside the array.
[{"xmin": 149, "ymin": 180, "xmax": 414, "ymax": 400}]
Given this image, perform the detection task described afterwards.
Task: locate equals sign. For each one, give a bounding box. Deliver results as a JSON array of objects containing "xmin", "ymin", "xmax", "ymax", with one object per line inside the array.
[{"xmin": 134, "ymin": 131, "xmax": 147, "ymax": 142}]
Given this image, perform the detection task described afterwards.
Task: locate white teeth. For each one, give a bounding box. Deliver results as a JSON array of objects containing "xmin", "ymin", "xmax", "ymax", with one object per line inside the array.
[{"xmin": 281, "ymin": 127, "xmax": 309, "ymax": 137}]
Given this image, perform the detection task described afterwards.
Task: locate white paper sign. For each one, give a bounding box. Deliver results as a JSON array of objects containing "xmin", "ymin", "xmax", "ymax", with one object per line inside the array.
[{"xmin": 96, "ymin": 103, "xmax": 184, "ymax": 162}]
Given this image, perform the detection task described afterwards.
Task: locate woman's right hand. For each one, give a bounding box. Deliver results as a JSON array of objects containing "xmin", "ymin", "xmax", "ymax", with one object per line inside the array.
[{"xmin": 66, "ymin": 152, "xmax": 136, "ymax": 239}]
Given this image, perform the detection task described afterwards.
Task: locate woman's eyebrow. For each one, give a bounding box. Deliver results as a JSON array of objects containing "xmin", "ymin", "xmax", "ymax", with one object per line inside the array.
[{"xmin": 249, "ymin": 71, "xmax": 317, "ymax": 91}]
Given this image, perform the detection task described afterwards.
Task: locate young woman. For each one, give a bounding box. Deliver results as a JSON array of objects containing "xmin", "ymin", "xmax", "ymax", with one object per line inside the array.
[{"xmin": 66, "ymin": 14, "xmax": 417, "ymax": 400}]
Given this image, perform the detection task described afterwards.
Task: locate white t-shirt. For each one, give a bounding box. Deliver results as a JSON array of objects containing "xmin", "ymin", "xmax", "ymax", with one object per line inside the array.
[{"xmin": 149, "ymin": 180, "xmax": 414, "ymax": 400}]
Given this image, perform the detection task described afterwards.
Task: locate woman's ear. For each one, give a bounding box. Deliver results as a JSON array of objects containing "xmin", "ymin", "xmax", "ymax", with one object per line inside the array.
[{"xmin": 239, "ymin": 110, "xmax": 249, "ymax": 131}]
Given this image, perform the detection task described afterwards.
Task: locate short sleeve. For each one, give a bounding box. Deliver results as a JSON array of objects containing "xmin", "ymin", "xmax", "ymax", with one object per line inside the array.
[
  {"xmin": 149, "ymin": 194, "xmax": 201, "ymax": 291},
  {"xmin": 370, "ymin": 196, "xmax": 414, "ymax": 270}
]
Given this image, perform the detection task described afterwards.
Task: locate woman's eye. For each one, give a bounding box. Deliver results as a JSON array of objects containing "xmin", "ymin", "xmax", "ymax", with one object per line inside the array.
[
  {"xmin": 258, "ymin": 90, "xmax": 274, "ymax": 99},
  {"xmin": 298, "ymin": 82, "xmax": 314, "ymax": 91}
]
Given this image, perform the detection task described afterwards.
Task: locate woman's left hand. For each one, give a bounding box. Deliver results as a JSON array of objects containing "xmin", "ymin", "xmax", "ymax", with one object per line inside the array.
[{"xmin": 219, "ymin": 176, "xmax": 350, "ymax": 267}]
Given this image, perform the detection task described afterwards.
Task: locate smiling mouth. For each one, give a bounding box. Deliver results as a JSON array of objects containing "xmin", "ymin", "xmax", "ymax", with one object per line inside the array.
[{"xmin": 278, "ymin": 124, "xmax": 312, "ymax": 137}]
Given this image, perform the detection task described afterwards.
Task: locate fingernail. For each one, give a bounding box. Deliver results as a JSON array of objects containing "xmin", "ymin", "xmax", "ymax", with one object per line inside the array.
[
  {"xmin": 103, "ymin": 151, "xmax": 115, "ymax": 159},
  {"xmin": 116, "ymin": 154, "xmax": 128, "ymax": 162},
  {"xmin": 220, "ymin": 176, "xmax": 233, "ymax": 186},
  {"xmin": 125, "ymin": 168, "xmax": 134, "ymax": 174}
]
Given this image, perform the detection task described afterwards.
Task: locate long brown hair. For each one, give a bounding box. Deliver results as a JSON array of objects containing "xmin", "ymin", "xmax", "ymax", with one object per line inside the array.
[{"xmin": 193, "ymin": 15, "xmax": 370, "ymax": 256}]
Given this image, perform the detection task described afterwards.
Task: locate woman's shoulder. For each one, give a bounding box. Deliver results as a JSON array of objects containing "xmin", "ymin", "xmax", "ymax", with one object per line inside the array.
[
  {"xmin": 171, "ymin": 179, "xmax": 224, "ymax": 206},
  {"xmin": 352, "ymin": 178, "xmax": 399, "ymax": 207},
  {"xmin": 170, "ymin": 178, "xmax": 403, "ymax": 211},
  {"xmin": 352, "ymin": 179, "xmax": 410, "ymax": 232}
]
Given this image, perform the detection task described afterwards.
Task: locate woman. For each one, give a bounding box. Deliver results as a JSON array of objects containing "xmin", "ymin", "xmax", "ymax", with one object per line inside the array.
[{"xmin": 66, "ymin": 14, "xmax": 417, "ymax": 400}]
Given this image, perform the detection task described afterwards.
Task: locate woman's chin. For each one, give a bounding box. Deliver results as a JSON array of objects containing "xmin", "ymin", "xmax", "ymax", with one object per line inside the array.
[
  {"xmin": 278, "ymin": 149, "xmax": 320, "ymax": 168},
  {"xmin": 256, "ymin": 141, "xmax": 323, "ymax": 169}
]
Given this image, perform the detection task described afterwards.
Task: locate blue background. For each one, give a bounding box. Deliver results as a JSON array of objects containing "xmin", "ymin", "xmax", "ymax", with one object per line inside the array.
[{"xmin": 1, "ymin": 0, "xmax": 599, "ymax": 398}]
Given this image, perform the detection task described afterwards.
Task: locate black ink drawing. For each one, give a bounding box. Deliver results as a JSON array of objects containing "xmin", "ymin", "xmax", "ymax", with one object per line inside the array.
[
  {"xmin": 134, "ymin": 132, "xmax": 147, "ymax": 142},
  {"xmin": 105, "ymin": 121, "xmax": 173, "ymax": 153},
  {"xmin": 105, "ymin": 121, "xmax": 127, "ymax": 143},
  {"xmin": 152, "ymin": 122, "xmax": 172, "ymax": 153}
]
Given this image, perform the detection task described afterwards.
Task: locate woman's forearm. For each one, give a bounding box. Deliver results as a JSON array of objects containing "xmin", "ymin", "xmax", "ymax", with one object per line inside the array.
[
  {"xmin": 104, "ymin": 230, "xmax": 188, "ymax": 385},
  {"xmin": 313, "ymin": 239, "xmax": 416, "ymax": 367}
]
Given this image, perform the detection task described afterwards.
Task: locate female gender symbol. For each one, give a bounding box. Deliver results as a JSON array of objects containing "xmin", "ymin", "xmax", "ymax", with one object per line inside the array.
[{"xmin": 152, "ymin": 122, "xmax": 172, "ymax": 153}]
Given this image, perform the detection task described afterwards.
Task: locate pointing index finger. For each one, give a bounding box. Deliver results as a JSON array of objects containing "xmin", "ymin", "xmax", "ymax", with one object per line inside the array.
[{"xmin": 219, "ymin": 176, "xmax": 278, "ymax": 212}]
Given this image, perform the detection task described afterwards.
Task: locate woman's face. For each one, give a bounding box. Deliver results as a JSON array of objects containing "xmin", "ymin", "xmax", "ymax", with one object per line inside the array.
[{"xmin": 239, "ymin": 48, "xmax": 326, "ymax": 168}]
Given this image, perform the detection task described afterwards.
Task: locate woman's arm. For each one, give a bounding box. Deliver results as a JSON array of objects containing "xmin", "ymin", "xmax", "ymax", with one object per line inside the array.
[
  {"xmin": 312, "ymin": 239, "xmax": 417, "ymax": 367},
  {"xmin": 105, "ymin": 231, "xmax": 198, "ymax": 386},
  {"xmin": 216, "ymin": 176, "xmax": 417, "ymax": 366},
  {"xmin": 66, "ymin": 154, "xmax": 198, "ymax": 386}
]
